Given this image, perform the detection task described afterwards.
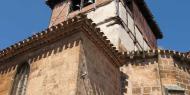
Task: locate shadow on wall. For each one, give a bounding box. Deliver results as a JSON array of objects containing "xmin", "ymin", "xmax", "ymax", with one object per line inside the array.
[
  {"xmin": 125, "ymin": 58, "xmax": 158, "ymax": 67},
  {"xmin": 30, "ymin": 39, "xmax": 81, "ymax": 63},
  {"xmin": 121, "ymin": 71, "xmax": 129, "ymax": 95},
  {"xmin": 173, "ymin": 59, "xmax": 190, "ymax": 74},
  {"xmin": 161, "ymin": 55, "xmax": 190, "ymax": 74},
  {"xmin": 121, "ymin": 58, "xmax": 161, "ymax": 95},
  {"xmin": 121, "ymin": 55, "xmax": 190, "ymax": 95},
  {"xmin": 0, "ymin": 38, "xmax": 81, "ymax": 75}
]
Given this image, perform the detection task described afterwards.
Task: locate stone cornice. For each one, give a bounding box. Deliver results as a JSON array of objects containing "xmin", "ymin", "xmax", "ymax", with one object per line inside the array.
[
  {"xmin": 0, "ymin": 14, "xmax": 123, "ymax": 67},
  {"xmin": 123, "ymin": 49, "xmax": 190, "ymax": 63}
]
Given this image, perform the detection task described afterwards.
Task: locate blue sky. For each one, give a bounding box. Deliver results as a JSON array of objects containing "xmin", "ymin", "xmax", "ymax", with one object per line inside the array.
[{"xmin": 0, "ymin": 0, "xmax": 189, "ymax": 52}]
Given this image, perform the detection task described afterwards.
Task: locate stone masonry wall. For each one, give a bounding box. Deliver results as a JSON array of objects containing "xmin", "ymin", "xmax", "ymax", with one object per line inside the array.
[
  {"xmin": 121, "ymin": 54, "xmax": 190, "ymax": 95},
  {"xmin": 76, "ymin": 34, "xmax": 121, "ymax": 95},
  {"xmin": 121, "ymin": 59, "xmax": 162, "ymax": 95},
  {"xmin": 0, "ymin": 31, "xmax": 122, "ymax": 95},
  {"xmin": 159, "ymin": 55, "xmax": 190, "ymax": 95},
  {"xmin": 0, "ymin": 68, "xmax": 16, "ymax": 95},
  {"xmin": 26, "ymin": 33, "xmax": 82, "ymax": 95},
  {"xmin": 0, "ymin": 33, "xmax": 82, "ymax": 95},
  {"xmin": 175, "ymin": 61, "xmax": 190, "ymax": 95}
]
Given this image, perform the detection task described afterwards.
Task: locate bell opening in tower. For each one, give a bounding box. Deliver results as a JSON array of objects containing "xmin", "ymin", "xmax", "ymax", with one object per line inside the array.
[
  {"xmin": 83, "ymin": 0, "xmax": 95, "ymax": 6},
  {"xmin": 71, "ymin": 0, "xmax": 81, "ymax": 11},
  {"xmin": 70, "ymin": 0, "xmax": 95, "ymax": 12}
]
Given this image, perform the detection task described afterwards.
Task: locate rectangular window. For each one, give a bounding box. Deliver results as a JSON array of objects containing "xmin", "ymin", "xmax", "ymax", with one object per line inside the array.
[
  {"xmin": 71, "ymin": 0, "xmax": 81, "ymax": 11},
  {"xmin": 165, "ymin": 86, "xmax": 185, "ymax": 95},
  {"xmin": 167, "ymin": 90, "xmax": 185, "ymax": 95}
]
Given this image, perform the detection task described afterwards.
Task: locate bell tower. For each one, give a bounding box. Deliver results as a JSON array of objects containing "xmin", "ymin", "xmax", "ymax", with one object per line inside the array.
[{"xmin": 46, "ymin": 0, "xmax": 162, "ymax": 51}]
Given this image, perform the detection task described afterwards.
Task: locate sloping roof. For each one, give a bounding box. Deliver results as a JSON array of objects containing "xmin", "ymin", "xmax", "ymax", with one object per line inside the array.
[
  {"xmin": 134, "ymin": 0, "xmax": 163, "ymax": 39},
  {"xmin": 0, "ymin": 14, "xmax": 123, "ymax": 67}
]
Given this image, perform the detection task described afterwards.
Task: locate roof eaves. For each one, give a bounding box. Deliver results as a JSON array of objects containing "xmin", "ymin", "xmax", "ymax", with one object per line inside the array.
[{"xmin": 134, "ymin": 0, "xmax": 163, "ymax": 39}]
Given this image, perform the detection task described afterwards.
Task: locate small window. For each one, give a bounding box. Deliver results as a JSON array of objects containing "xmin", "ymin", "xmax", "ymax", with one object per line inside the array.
[
  {"xmin": 71, "ymin": 0, "xmax": 81, "ymax": 11},
  {"xmin": 165, "ymin": 85, "xmax": 185, "ymax": 95},
  {"xmin": 10, "ymin": 63, "xmax": 30, "ymax": 95},
  {"xmin": 70, "ymin": 0, "xmax": 95, "ymax": 12},
  {"xmin": 167, "ymin": 90, "xmax": 185, "ymax": 95}
]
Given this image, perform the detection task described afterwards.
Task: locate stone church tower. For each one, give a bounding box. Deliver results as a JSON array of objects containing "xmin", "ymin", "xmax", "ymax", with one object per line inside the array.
[
  {"xmin": 0, "ymin": 0, "xmax": 189, "ymax": 95},
  {"xmin": 46, "ymin": 0, "xmax": 163, "ymax": 51}
]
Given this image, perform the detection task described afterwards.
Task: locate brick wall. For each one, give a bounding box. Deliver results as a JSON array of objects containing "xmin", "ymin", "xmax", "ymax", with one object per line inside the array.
[{"xmin": 26, "ymin": 33, "xmax": 82, "ymax": 95}]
